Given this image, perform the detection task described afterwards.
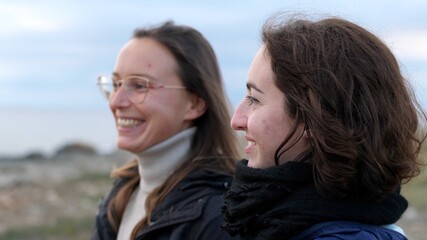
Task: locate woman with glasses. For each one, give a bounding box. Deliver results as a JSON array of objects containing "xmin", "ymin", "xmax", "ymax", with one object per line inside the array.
[
  {"xmin": 221, "ymin": 14, "xmax": 426, "ymax": 240},
  {"xmin": 92, "ymin": 21, "xmax": 240, "ymax": 240}
]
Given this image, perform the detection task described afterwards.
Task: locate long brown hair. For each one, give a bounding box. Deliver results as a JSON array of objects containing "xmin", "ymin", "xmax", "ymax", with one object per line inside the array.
[
  {"xmin": 107, "ymin": 21, "xmax": 240, "ymax": 238},
  {"xmin": 262, "ymin": 14, "xmax": 426, "ymax": 200}
]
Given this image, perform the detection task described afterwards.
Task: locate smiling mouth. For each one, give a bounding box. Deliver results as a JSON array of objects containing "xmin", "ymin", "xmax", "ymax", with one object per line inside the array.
[{"xmin": 117, "ymin": 118, "xmax": 143, "ymax": 128}]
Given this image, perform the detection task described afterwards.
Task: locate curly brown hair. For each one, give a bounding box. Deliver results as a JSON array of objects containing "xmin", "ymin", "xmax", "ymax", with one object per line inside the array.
[{"xmin": 262, "ymin": 14, "xmax": 426, "ymax": 200}]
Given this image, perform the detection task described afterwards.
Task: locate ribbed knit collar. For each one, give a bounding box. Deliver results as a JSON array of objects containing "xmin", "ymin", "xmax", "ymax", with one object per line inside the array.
[{"xmin": 135, "ymin": 127, "xmax": 196, "ymax": 193}]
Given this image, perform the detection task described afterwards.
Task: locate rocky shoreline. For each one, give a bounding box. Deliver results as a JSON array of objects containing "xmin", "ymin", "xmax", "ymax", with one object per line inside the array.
[
  {"xmin": 1, "ymin": 143, "xmax": 426, "ymax": 239},
  {"xmin": 0, "ymin": 143, "xmax": 132, "ymax": 236}
]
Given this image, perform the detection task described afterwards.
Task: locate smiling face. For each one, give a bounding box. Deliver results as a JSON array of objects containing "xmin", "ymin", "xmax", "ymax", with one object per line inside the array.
[
  {"xmin": 109, "ymin": 37, "xmax": 205, "ymax": 153},
  {"xmin": 230, "ymin": 46, "xmax": 308, "ymax": 168}
]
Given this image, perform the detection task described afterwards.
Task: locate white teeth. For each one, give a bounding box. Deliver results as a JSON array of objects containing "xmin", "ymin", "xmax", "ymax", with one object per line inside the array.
[{"xmin": 117, "ymin": 118, "xmax": 142, "ymax": 128}]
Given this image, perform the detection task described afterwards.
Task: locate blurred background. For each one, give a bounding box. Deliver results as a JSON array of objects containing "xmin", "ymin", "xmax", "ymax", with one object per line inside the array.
[
  {"xmin": 1, "ymin": 0, "xmax": 427, "ymax": 157},
  {"xmin": 0, "ymin": 0, "xmax": 426, "ymax": 239}
]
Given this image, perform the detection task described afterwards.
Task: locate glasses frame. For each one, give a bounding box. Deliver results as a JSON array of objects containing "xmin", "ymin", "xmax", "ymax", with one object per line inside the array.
[{"xmin": 97, "ymin": 75, "xmax": 186, "ymax": 104}]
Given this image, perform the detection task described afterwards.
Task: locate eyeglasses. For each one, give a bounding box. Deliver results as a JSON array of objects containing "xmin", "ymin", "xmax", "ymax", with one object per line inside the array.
[{"xmin": 97, "ymin": 75, "xmax": 186, "ymax": 104}]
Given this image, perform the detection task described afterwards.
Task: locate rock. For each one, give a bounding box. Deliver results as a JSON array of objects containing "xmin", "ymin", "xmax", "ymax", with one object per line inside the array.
[
  {"xmin": 23, "ymin": 151, "xmax": 46, "ymax": 161},
  {"xmin": 53, "ymin": 142, "xmax": 97, "ymax": 159}
]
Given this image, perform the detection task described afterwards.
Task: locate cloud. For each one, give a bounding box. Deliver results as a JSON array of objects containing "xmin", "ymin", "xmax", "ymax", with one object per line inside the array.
[
  {"xmin": 0, "ymin": 2, "xmax": 66, "ymax": 34},
  {"xmin": 1, "ymin": 0, "xmax": 427, "ymax": 111},
  {"xmin": 0, "ymin": 61, "xmax": 22, "ymax": 80},
  {"xmin": 384, "ymin": 29, "xmax": 427, "ymax": 61}
]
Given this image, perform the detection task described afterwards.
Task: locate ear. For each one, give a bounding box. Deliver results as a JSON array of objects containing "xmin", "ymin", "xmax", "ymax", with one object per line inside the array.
[
  {"xmin": 184, "ymin": 94, "xmax": 207, "ymax": 121},
  {"xmin": 302, "ymin": 125, "xmax": 311, "ymax": 140}
]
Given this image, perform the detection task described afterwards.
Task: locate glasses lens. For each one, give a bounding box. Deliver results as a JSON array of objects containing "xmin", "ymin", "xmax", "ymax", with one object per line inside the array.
[
  {"xmin": 97, "ymin": 76, "xmax": 112, "ymax": 100},
  {"xmin": 125, "ymin": 77, "xmax": 149, "ymax": 103}
]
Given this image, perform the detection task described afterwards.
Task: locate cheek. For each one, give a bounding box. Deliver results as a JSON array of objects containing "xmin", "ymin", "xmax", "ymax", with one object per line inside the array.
[
  {"xmin": 249, "ymin": 116, "xmax": 276, "ymax": 139},
  {"xmin": 261, "ymin": 113, "xmax": 289, "ymax": 143},
  {"xmin": 262, "ymin": 118, "xmax": 273, "ymax": 133},
  {"xmin": 159, "ymin": 91, "xmax": 187, "ymax": 107},
  {"xmin": 144, "ymin": 92, "xmax": 178, "ymax": 111}
]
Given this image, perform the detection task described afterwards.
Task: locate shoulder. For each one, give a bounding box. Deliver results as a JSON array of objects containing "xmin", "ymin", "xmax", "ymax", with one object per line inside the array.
[
  {"xmin": 170, "ymin": 168, "xmax": 232, "ymax": 201},
  {"xmin": 181, "ymin": 168, "xmax": 233, "ymax": 188},
  {"xmin": 165, "ymin": 168, "xmax": 232, "ymax": 211},
  {"xmin": 145, "ymin": 168, "xmax": 235, "ymax": 239},
  {"xmin": 291, "ymin": 221, "xmax": 407, "ymax": 240},
  {"xmin": 182, "ymin": 169, "xmax": 235, "ymax": 239},
  {"xmin": 92, "ymin": 176, "xmax": 130, "ymax": 240}
]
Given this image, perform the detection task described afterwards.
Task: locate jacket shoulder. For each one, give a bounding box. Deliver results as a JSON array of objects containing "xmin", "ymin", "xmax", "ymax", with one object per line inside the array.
[
  {"xmin": 139, "ymin": 169, "xmax": 236, "ymax": 239},
  {"xmin": 291, "ymin": 221, "xmax": 408, "ymax": 240},
  {"xmin": 153, "ymin": 168, "xmax": 232, "ymax": 222}
]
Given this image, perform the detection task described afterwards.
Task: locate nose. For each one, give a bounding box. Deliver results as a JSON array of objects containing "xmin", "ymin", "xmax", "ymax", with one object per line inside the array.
[
  {"xmin": 230, "ymin": 101, "xmax": 247, "ymax": 131},
  {"xmin": 109, "ymin": 87, "xmax": 131, "ymax": 109}
]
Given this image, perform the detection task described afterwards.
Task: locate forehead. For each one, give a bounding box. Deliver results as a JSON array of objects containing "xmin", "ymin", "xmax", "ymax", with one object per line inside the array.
[
  {"xmin": 248, "ymin": 46, "xmax": 274, "ymax": 88},
  {"xmin": 115, "ymin": 37, "xmax": 178, "ymax": 76},
  {"xmin": 121, "ymin": 38, "xmax": 173, "ymax": 59},
  {"xmin": 248, "ymin": 46, "xmax": 272, "ymax": 80}
]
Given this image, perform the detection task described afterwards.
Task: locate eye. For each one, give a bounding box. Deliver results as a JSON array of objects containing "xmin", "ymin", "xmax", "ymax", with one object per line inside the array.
[
  {"xmin": 245, "ymin": 95, "xmax": 259, "ymax": 105},
  {"xmin": 128, "ymin": 78, "xmax": 149, "ymax": 92},
  {"xmin": 112, "ymin": 81, "xmax": 122, "ymax": 90}
]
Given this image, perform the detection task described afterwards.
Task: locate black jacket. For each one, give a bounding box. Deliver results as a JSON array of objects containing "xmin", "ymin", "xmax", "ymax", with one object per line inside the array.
[{"xmin": 92, "ymin": 168, "xmax": 237, "ymax": 240}]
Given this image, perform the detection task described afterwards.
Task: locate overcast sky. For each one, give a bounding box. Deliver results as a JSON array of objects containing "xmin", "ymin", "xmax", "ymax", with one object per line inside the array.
[
  {"xmin": 1, "ymin": 0, "xmax": 426, "ymax": 110},
  {"xmin": 1, "ymin": 0, "xmax": 426, "ymax": 156}
]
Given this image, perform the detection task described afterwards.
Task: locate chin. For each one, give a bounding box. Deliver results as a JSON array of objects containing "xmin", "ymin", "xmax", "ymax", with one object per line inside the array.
[
  {"xmin": 247, "ymin": 160, "xmax": 260, "ymax": 168},
  {"xmin": 117, "ymin": 142, "xmax": 138, "ymax": 153}
]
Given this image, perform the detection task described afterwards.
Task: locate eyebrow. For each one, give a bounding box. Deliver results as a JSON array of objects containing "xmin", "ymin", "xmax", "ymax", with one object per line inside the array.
[
  {"xmin": 111, "ymin": 72, "xmax": 158, "ymax": 81},
  {"xmin": 246, "ymin": 81, "xmax": 264, "ymax": 94}
]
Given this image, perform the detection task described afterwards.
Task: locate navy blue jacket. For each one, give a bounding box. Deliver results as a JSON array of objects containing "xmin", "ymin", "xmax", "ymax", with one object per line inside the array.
[
  {"xmin": 92, "ymin": 168, "xmax": 236, "ymax": 240},
  {"xmin": 290, "ymin": 221, "xmax": 407, "ymax": 240}
]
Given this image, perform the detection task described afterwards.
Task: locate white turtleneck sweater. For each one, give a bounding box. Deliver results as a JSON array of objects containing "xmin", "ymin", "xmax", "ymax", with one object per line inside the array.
[{"xmin": 117, "ymin": 127, "xmax": 196, "ymax": 240}]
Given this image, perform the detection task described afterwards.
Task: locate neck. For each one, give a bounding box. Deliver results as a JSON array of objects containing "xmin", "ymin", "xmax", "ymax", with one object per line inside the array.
[{"xmin": 135, "ymin": 127, "xmax": 196, "ymax": 192}]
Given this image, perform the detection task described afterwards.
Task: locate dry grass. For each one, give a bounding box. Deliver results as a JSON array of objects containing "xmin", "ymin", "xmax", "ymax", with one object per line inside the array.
[{"xmin": 0, "ymin": 152, "xmax": 130, "ymax": 239}]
